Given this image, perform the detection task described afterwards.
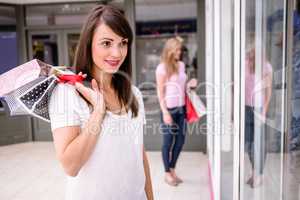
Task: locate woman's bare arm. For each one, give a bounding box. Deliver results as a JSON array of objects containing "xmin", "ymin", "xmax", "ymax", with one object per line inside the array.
[
  {"xmin": 143, "ymin": 147, "xmax": 154, "ymax": 200},
  {"xmin": 52, "ymin": 79, "xmax": 105, "ymax": 177},
  {"xmin": 156, "ymin": 73, "xmax": 168, "ymax": 115},
  {"xmin": 262, "ymin": 73, "xmax": 273, "ymax": 116},
  {"xmin": 52, "ymin": 109, "xmax": 104, "ymax": 177}
]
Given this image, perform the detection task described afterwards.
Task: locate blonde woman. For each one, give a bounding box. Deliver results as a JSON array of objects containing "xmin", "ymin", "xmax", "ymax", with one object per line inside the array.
[
  {"xmin": 155, "ymin": 37, "xmax": 196, "ymax": 186},
  {"xmin": 244, "ymin": 47, "xmax": 272, "ymax": 188}
]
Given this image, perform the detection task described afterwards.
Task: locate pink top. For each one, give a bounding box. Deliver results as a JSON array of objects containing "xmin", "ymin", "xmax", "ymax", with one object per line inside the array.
[
  {"xmin": 156, "ymin": 61, "xmax": 187, "ymax": 108},
  {"xmin": 245, "ymin": 61, "xmax": 273, "ymax": 107}
]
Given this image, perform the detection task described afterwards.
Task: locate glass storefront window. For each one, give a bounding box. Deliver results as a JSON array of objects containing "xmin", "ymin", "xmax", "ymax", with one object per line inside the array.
[
  {"xmin": 219, "ymin": 0, "xmax": 235, "ymax": 199},
  {"xmin": 205, "ymin": 1, "xmax": 236, "ymax": 199},
  {"xmin": 206, "ymin": 0, "xmax": 293, "ymax": 199},
  {"xmin": 242, "ymin": 0, "xmax": 285, "ymax": 199},
  {"xmin": 284, "ymin": 1, "xmax": 300, "ymax": 199}
]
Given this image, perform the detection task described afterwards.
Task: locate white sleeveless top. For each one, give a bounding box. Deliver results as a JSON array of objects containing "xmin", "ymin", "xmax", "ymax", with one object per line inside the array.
[{"xmin": 49, "ymin": 83, "xmax": 147, "ymax": 200}]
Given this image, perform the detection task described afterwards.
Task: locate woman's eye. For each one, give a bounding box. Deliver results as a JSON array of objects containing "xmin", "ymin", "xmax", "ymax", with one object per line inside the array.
[
  {"xmin": 101, "ymin": 41, "xmax": 111, "ymax": 47},
  {"xmin": 120, "ymin": 40, "xmax": 128, "ymax": 47}
]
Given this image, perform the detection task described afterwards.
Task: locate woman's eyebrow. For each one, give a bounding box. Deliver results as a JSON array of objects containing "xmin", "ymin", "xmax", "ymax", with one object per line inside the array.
[
  {"xmin": 99, "ymin": 37, "xmax": 114, "ymax": 41},
  {"xmin": 99, "ymin": 37, "xmax": 128, "ymax": 42}
]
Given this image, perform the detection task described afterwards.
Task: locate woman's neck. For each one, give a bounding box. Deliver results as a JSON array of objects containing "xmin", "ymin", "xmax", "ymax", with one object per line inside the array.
[{"xmin": 91, "ymin": 66, "xmax": 113, "ymax": 91}]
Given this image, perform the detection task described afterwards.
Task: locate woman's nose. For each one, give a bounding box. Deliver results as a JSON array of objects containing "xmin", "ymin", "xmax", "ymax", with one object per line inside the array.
[{"xmin": 110, "ymin": 46, "xmax": 122, "ymax": 57}]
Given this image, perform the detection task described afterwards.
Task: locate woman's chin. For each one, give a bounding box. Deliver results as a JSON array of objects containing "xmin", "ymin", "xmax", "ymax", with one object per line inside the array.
[{"xmin": 103, "ymin": 68, "xmax": 119, "ymax": 74}]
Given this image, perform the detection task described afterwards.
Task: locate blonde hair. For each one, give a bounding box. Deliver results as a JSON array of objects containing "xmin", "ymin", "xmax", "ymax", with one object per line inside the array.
[
  {"xmin": 246, "ymin": 46, "xmax": 268, "ymax": 74},
  {"xmin": 161, "ymin": 37, "xmax": 182, "ymax": 77}
]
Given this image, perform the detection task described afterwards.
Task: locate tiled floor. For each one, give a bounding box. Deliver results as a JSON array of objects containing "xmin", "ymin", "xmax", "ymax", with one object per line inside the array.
[{"xmin": 0, "ymin": 142, "xmax": 209, "ymax": 200}]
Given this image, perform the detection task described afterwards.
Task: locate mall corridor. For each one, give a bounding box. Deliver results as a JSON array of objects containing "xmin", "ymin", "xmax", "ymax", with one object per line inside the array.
[
  {"xmin": 0, "ymin": 142, "xmax": 210, "ymax": 200},
  {"xmin": 2, "ymin": 0, "xmax": 300, "ymax": 199}
]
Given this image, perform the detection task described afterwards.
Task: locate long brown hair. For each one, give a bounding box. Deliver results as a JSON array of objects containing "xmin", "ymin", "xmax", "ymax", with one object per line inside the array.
[
  {"xmin": 73, "ymin": 4, "xmax": 138, "ymax": 117},
  {"xmin": 161, "ymin": 37, "xmax": 182, "ymax": 77}
]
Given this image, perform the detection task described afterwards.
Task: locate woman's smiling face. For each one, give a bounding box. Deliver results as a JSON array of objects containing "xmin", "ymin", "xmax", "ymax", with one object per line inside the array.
[{"xmin": 91, "ymin": 23, "xmax": 128, "ymax": 74}]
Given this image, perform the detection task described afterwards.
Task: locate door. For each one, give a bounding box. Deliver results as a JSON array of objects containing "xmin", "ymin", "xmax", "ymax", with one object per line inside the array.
[
  {"xmin": 240, "ymin": 0, "xmax": 287, "ymax": 199},
  {"xmin": 206, "ymin": 0, "xmax": 290, "ymax": 199},
  {"xmin": 27, "ymin": 29, "xmax": 80, "ymax": 141},
  {"xmin": 63, "ymin": 29, "xmax": 81, "ymax": 67},
  {"xmin": 282, "ymin": 0, "xmax": 300, "ymax": 199},
  {"xmin": 28, "ymin": 31, "xmax": 61, "ymax": 140}
]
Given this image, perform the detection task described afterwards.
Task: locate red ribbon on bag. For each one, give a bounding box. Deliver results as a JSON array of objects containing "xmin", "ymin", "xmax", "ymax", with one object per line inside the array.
[{"xmin": 57, "ymin": 74, "xmax": 85, "ymax": 85}]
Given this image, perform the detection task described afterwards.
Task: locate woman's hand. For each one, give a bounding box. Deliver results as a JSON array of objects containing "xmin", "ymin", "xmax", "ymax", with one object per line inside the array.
[
  {"xmin": 163, "ymin": 113, "xmax": 172, "ymax": 125},
  {"xmin": 78, "ymin": 72, "xmax": 87, "ymax": 80},
  {"xmin": 187, "ymin": 78, "xmax": 197, "ymax": 89},
  {"xmin": 261, "ymin": 109, "xmax": 267, "ymax": 123},
  {"xmin": 75, "ymin": 79, "xmax": 106, "ymax": 114}
]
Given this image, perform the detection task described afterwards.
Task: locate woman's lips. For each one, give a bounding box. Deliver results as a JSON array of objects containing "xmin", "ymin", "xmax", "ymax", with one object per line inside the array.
[{"xmin": 105, "ymin": 60, "xmax": 120, "ymax": 68}]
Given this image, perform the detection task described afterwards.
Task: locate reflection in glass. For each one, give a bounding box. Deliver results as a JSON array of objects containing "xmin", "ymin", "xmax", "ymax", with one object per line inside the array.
[
  {"xmin": 284, "ymin": 1, "xmax": 300, "ymax": 200},
  {"xmin": 244, "ymin": 47, "xmax": 273, "ymax": 187},
  {"xmin": 243, "ymin": 0, "xmax": 285, "ymax": 199}
]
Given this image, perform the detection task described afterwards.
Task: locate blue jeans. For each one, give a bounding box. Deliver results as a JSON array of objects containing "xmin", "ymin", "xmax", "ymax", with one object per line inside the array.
[
  {"xmin": 245, "ymin": 106, "xmax": 267, "ymax": 175},
  {"xmin": 161, "ymin": 106, "xmax": 187, "ymax": 172}
]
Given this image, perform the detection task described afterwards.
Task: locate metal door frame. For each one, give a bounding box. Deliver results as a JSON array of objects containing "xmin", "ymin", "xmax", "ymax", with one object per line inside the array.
[
  {"xmin": 27, "ymin": 30, "xmax": 64, "ymax": 66},
  {"xmin": 61, "ymin": 29, "xmax": 81, "ymax": 66}
]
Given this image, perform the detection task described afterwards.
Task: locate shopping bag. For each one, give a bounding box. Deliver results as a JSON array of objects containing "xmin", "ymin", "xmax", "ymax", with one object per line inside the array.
[
  {"xmin": 0, "ymin": 59, "xmax": 84, "ymax": 122},
  {"xmin": 185, "ymin": 89, "xmax": 206, "ymax": 123}
]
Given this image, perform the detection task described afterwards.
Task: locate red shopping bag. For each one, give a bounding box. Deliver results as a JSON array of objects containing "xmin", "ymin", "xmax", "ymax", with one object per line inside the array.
[
  {"xmin": 185, "ymin": 90, "xmax": 206, "ymax": 123},
  {"xmin": 186, "ymin": 95, "xmax": 199, "ymax": 123}
]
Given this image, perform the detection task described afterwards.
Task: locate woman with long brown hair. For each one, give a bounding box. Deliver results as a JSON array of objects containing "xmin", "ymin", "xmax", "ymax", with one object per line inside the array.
[
  {"xmin": 49, "ymin": 5, "xmax": 153, "ymax": 199},
  {"xmin": 156, "ymin": 37, "xmax": 196, "ymax": 186}
]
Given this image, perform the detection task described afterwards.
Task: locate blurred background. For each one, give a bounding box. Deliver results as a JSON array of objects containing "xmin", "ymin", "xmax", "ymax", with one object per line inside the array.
[
  {"xmin": 0, "ymin": 0, "xmax": 206, "ymax": 152},
  {"xmin": 1, "ymin": 0, "xmax": 300, "ymax": 200}
]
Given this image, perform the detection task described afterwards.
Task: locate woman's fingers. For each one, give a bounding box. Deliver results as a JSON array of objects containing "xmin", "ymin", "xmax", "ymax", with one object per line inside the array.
[
  {"xmin": 77, "ymin": 72, "xmax": 87, "ymax": 79},
  {"xmin": 75, "ymin": 80, "xmax": 104, "ymax": 111},
  {"xmin": 163, "ymin": 114, "xmax": 172, "ymax": 125},
  {"xmin": 187, "ymin": 78, "xmax": 197, "ymax": 88},
  {"xmin": 75, "ymin": 82, "xmax": 91, "ymax": 102},
  {"xmin": 74, "ymin": 82, "xmax": 84, "ymax": 95},
  {"xmin": 190, "ymin": 78, "xmax": 197, "ymax": 85}
]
